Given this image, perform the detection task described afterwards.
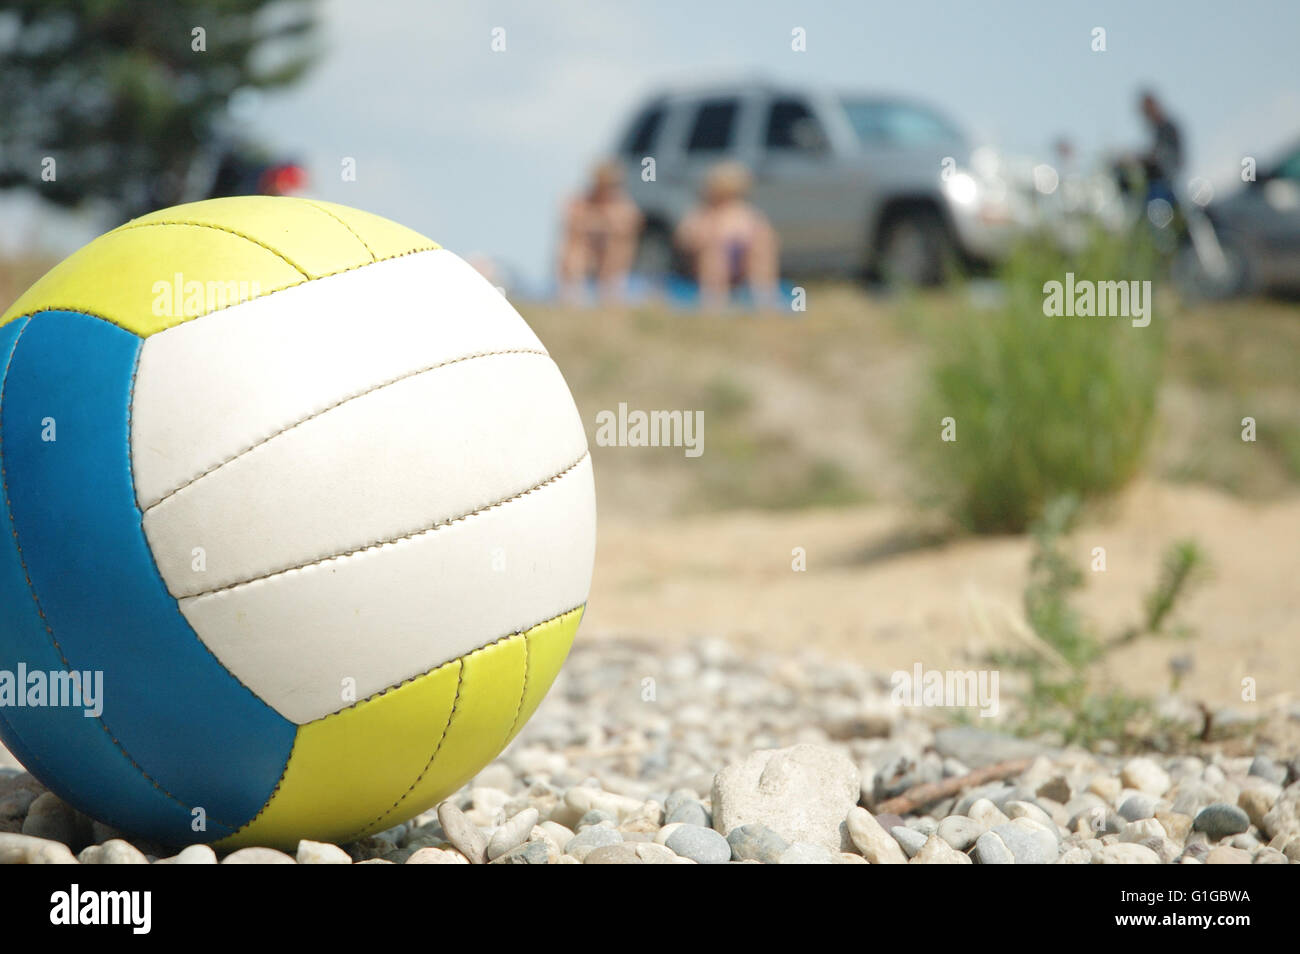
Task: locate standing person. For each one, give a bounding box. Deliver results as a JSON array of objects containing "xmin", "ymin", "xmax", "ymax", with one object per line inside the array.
[
  {"xmin": 1136, "ymin": 90, "xmax": 1184, "ymax": 203},
  {"xmin": 557, "ymin": 159, "xmax": 643, "ymax": 304},
  {"xmin": 675, "ymin": 161, "xmax": 780, "ymax": 312}
]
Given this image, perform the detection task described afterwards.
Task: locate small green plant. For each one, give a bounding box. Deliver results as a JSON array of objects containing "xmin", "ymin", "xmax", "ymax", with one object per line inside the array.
[
  {"xmin": 917, "ymin": 229, "xmax": 1166, "ymax": 533},
  {"xmin": 996, "ymin": 496, "xmax": 1210, "ymax": 748}
]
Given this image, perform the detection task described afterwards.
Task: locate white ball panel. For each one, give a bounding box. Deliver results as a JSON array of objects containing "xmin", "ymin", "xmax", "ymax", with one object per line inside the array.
[
  {"xmin": 176, "ymin": 454, "xmax": 595, "ymax": 725},
  {"xmin": 130, "ymin": 249, "xmax": 544, "ymax": 510},
  {"xmin": 143, "ymin": 351, "xmax": 586, "ymax": 599}
]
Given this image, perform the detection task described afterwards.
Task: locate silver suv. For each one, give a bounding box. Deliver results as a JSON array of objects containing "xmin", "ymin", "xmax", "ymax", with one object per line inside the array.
[{"xmin": 614, "ymin": 80, "xmax": 1032, "ymax": 285}]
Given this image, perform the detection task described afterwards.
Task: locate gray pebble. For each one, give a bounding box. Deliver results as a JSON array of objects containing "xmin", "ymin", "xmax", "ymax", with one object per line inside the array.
[
  {"xmin": 1119, "ymin": 794, "xmax": 1159, "ymax": 822},
  {"xmin": 726, "ymin": 823, "xmax": 789, "ymax": 864},
  {"xmin": 490, "ymin": 840, "xmax": 550, "ymax": 864},
  {"xmin": 1192, "ymin": 803, "xmax": 1250, "ymax": 840},
  {"xmin": 565, "ymin": 826, "xmax": 623, "ymax": 861},
  {"xmin": 1248, "ymin": 756, "xmax": 1287, "ymax": 786},
  {"xmin": 665, "ymin": 824, "xmax": 731, "ymax": 865},
  {"xmin": 972, "ymin": 830, "xmax": 1015, "ymax": 864},
  {"xmin": 991, "ymin": 822, "xmax": 1057, "ymax": 864},
  {"xmin": 890, "ymin": 825, "xmax": 928, "ymax": 858},
  {"xmin": 665, "ymin": 800, "xmax": 710, "ymax": 828}
]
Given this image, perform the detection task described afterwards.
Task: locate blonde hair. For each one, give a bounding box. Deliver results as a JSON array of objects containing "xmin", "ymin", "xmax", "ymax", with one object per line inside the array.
[{"xmin": 703, "ymin": 161, "xmax": 753, "ymax": 202}]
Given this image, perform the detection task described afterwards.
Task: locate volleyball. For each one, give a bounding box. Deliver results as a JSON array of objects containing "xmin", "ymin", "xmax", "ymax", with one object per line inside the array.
[{"xmin": 0, "ymin": 196, "xmax": 595, "ymax": 848}]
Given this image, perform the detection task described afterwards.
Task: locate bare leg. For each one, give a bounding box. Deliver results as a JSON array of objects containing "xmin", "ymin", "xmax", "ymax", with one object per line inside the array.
[
  {"xmin": 557, "ymin": 234, "xmax": 591, "ymax": 304},
  {"xmin": 597, "ymin": 232, "xmax": 637, "ymax": 303},
  {"xmin": 745, "ymin": 224, "xmax": 781, "ymax": 311},
  {"xmin": 695, "ymin": 242, "xmax": 731, "ymax": 312}
]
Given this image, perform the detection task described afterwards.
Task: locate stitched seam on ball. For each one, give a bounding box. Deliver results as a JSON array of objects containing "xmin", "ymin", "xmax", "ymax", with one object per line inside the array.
[
  {"xmin": 300, "ymin": 605, "xmax": 584, "ymax": 725},
  {"xmin": 126, "ymin": 345, "xmax": 292, "ymax": 722},
  {"xmin": 300, "ymin": 200, "xmax": 378, "ymax": 262},
  {"xmin": 145, "ymin": 348, "xmax": 553, "ymax": 511},
  {"xmin": 113, "ymin": 219, "xmax": 316, "ymax": 278},
  {"xmin": 506, "ymin": 633, "xmax": 531, "ymax": 741},
  {"xmin": 182, "ymin": 450, "xmax": 591, "ymax": 601},
  {"xmin": 347, "ymin": 657, "xmax": 467, "ymax": 841},
  {"xmin": 2, "ymin": 245, "xmax": 441, "ymax": 336},
  {"xmin": 0, "ymin": 319, "xmax": 238, "ymax": 835},
  {"xmin": 213, "ymin": 732, "xmax": 299, "ymax": 845}
]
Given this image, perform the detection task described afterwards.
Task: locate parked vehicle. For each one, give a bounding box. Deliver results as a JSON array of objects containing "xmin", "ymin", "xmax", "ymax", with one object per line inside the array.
[
  {"xmin": 1178, "ymin": 138, "xmax": 1300, "ymax": 298},
  {"xmin": 612, "ymin": 79, "xmax": 1035, "ymax": 285}
]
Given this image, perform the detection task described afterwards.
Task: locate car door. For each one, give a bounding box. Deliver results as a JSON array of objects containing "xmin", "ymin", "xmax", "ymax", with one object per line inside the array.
[
  {"xmin": 748, "ymin": 95, "xmax": 864, "ymax": 273},
  {"xmin": 1253, "ymin": 147, "xmax": 1300, "ymax": 288}
]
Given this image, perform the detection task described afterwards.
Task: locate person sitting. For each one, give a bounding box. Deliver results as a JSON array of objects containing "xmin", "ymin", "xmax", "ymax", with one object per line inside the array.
[
  {"xmin": 674, "ymin": 162, "xmax": 780, "ymax": 311},
  {"xmin": 557, "ymin": 159, "xmax": 643, "ymax": 303}
]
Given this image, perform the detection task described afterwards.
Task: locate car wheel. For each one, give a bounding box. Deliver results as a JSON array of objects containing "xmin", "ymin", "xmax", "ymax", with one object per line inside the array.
[{"xmin": 876, "ymin": 208, "xmax": 955, "ymax": 288}]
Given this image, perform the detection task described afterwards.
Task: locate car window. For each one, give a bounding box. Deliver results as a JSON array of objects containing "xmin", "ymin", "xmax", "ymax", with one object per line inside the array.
[
  {"xmin": 840, "ymin": 98, "xmax": 962, "ymax": 147},
  {"xmin": 623, "ymin": 102, "xmax": 666, "ymax": 157},
  {"xmin": 686, "ymin": 99, "xmax": 739, "ymax": 152},
  {"xmin": 765, "ymin": 98, "xmax": 825, "ymax": 151}
]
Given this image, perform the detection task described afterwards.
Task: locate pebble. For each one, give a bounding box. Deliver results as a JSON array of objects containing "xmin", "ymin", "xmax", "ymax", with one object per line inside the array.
[
  {"xmin": 576, "ymin": 809, "xmax": 615, "ymax": 830},
  {"xmin": 890, "ymin": 825, "xmax": 928, "ymax": 858},
  {"xmin": 665, "ymin": 800, "xmax": 710, "ymax": 828},
  {"xmin": 564, "ymin": 826, "xmax": 623, "ymax": 862},
  {"xmin": 438, "ymin": 801, "xmax": 488, "ymax": 865},
  {"xmin": 778, "ymin": 841, "xmax": 836, "ymax": 864},
  {"xmin": 911, "ymin": 835, "xmax": 972, "ymax": 864},
  {"xmin": 1121, "ymin": 758, "xmax": 1172, "ymax": 797},
  {"xmin": 1118, "ymin": 794, "xmax": 1160, "ymax": 821},
  {"xmin": 79, "ymin": 839, "xmax": 148, "ymax": 864},
  {"xmin": 296, "ymin": 840, "xmax": 353, "ymax": 864},
  {"xmin": 1248, "ymin": 756, "xmax": 1287, "ymax": 786},
  {"xmin": 1096, "ymin": 843, "xmax": 1161, "ymax": 864},
  {"xmin": 487, "ymin": 807, "xmax": 539, "ymax": 860},
  {"xmin": 584, "ymin": 844, "xmax": 642, "ymax": 864},
  {"xmin": 665, "ymin": 824, "xmax": 731, "ymax": 865},
  {"xmin": 990, "ymin": 820, "xmax": 1057, "ymax": 864},
  {"xmin": 1237, "ymin": 789, "xmax": 1274, "ymax": 830},
  {"xmin": 937, "ymin": 815, "xmax": 983, "ymax": 851},
  {"xmin": 1192, "ymin": 803, "xmax": 1250, "ymax": 840},
  {"xmin": 845, "ymin": 807, "xmax": 907, "ymax": 864},
  {"xmin": 221, "ymin": 847, "xmax": 296, "ymax": 864},
  {"xmin": 490, "ymin": 840, "xmax": 550, "ymax": 864},
  {"xmin": 1205, "ymin": 845, "xmax": 1251, "ymax": 864},
  {"xmin": 726, "ymin": 823, "xmax": 789, "ymax": 864},
  {"xmin": 0, "ymin": 832, "xmax": 78, "ymax": 864},
  {"xmin": 967, "ymin": 798, "xmax": 1011, "ymax": 830},
  {"xmin": 972, "ymin": 831, "xmax": 1015, "ymax": 864},
  {"xmin": 20, "ymin": 793, "xmax": 80, "ymax": 847},
  {"xmin": 1155, "ymin": 811, "xmax": 1192, "ymax": 844},
  {"xmin": 633, "ymin": 842, "xmax": 679, "ymax": 864},
  {"xmin": 1119, "ymin": 819, "xmax": 1167, "ymax": 843},
  {"xmin": 159, "ymin": 844, "xmax": 218, "ymax": 865},
  {"xmin": 405, "ymin": 847, "xmax": 469, "ymax": 864},
  {"xmin": 711, "ymin": 744, "xmax": 859, "ymax": 851}
]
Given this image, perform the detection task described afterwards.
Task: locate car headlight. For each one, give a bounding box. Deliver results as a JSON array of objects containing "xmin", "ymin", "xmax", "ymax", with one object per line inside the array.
[{"xmin": 944, "ymin": 171, "xmax": 979, "ymax": 206}]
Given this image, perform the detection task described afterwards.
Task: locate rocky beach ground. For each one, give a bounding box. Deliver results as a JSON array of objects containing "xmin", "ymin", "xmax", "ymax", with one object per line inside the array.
[{"xmin": 2, "ymin": 636, "xmax": 1298, "ymax": 865}]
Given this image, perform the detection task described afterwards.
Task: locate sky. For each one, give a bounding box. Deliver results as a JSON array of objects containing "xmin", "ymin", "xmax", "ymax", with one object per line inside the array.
[{"xmin": 10, "ymin": 0, "xmax": 1300, "ymax": 283}]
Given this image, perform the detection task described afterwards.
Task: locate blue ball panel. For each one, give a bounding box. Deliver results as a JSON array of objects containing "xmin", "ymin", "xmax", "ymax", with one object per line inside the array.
[{"xmin": 0, "ymin": 311, "xmax": 295, "ymax": 843}]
